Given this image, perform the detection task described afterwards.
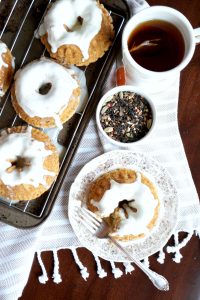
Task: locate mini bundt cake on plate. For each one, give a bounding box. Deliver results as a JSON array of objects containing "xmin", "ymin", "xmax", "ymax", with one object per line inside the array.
[{"xmin": 87, "ymin": 168, "xmax": 160, "ymax": 241}]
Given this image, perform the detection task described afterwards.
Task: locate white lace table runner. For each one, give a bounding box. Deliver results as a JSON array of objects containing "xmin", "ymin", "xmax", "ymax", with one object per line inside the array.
[{"xmin": 0, "ymin": 1, "xmax": 199, "ymax": 300}]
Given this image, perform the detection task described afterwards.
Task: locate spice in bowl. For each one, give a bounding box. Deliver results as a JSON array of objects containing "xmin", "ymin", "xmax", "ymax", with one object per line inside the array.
[{"xmin": 99, "ymin": 90, "xmax": 153, "ymax": 143}]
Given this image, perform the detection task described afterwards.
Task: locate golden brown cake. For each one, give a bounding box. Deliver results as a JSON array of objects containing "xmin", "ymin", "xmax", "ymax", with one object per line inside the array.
[
  {"xmin": 0, "ymin": 126, "xmax": 59, "ymax": 200},
  {"xmin": 38, "ymin": 0, "xmax": 115, "ymax": 66},
  {"xmin": 0, "ymin": 41, "xmax": 15, "ymax": 97},
  {"xmin": 11, "ymin": 58, "xmax": 80, "ymax": 129},
  {"xmin": 87, "ymin": 169, "xmax": 160, "ymax": 241}
]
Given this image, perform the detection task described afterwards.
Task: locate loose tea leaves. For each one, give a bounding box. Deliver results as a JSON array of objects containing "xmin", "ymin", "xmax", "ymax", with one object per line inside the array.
[{"xmin": 100, "ymin": 91, "xmax": 153, "ymax": 143}]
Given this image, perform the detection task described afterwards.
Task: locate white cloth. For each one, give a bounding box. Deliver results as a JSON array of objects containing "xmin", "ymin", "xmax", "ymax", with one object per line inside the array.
[{"xmin": 0, "ymin": 1, "xmax": 199, "ymax": 300}]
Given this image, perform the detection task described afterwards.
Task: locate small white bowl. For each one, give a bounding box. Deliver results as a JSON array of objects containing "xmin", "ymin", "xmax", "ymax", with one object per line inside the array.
[{"xmin": 96, "ymin": 85, "xmax": 156, "ymax": 147}]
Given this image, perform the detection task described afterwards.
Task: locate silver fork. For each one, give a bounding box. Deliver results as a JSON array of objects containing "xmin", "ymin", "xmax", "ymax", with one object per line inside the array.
[{"xmin": 75, "ymin": 207, "xmax": 169, "ymax": 291}]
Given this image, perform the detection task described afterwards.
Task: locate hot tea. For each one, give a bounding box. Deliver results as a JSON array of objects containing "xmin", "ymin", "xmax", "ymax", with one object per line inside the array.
[{"xmin": 128, "ymin": 20, "xmax": 185, "ymax": 72}]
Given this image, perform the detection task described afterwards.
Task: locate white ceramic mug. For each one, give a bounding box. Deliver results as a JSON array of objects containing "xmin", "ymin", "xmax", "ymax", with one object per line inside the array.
[{"xmin": 122, "ymin": 6, "xmax": 200, "ymax": 93}]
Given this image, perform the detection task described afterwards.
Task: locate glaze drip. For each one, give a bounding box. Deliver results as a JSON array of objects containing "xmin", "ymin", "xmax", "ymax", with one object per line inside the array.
[{"xmin": 0, "ymin": 41, "xmax": 8, "ymax": 69}]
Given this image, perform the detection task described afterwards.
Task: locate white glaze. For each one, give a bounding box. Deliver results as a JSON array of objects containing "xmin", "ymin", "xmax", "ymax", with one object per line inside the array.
[
  {"xmin": 14, "ymin": 58, "xmax": 78, "ymax": 128},
  {"xmin": 11, "ymin": 56, "xmax": 15, "ymax": 69},
  {"xmin": 0, "ymin": 89, "xmax": 5, "ymax": 97},
  {"xmin": 0, "ymin": 41, "xmax": 9, "ymax": 96},
  {"xmin": 0, "ymin": 41, "xmax": 8, "ymax": 69},
  {"xmin": 91, "ymin": 173, "xmax": 158, "ymax": 236},
  {"xmin": 0, "ymin": 127, "xmax": 55, "ymax": 187},
  {"xmin": 0, "ymin": 41, "xmax": 15, "ymax": 97},
  {"xmin": 38, "ymin": 0, "xmax": 102, "ymax": 60}
]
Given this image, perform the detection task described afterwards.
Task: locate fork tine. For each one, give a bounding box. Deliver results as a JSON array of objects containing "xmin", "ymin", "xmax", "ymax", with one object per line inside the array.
[
  {"xmin": 82, "ymin": 207, "xmax": 102, "ymax": 224},
  {"xmin": 76, "ymin": 214, "xmax": 97, "ymax": 234},
  {"xmin": 75, "ymin": 207, "xmax": 99, "ymax": 232},
  {"xmin": 81, "ymin": 207, "xmax": 102, "ymax": 226},
  {"xmin": 78, "ymin": 210, "xmax": 99, "ymax": 230}
]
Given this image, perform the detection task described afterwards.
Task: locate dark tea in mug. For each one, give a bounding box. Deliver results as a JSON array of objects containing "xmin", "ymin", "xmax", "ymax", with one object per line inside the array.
[{"xmin": 128, "ymin": 20, "xmax": 185, "ymax": 72}]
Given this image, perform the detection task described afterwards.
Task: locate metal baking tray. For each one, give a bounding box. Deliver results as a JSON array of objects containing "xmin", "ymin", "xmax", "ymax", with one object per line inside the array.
[{"xmin": 0, "ymin": 0, "xmax": 130, "ymax": 228}]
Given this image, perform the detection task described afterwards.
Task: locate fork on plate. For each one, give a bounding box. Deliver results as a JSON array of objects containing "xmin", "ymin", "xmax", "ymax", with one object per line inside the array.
[{"xmin": 75, "ymin": 206, "xmax": 169, "ymax": 291}]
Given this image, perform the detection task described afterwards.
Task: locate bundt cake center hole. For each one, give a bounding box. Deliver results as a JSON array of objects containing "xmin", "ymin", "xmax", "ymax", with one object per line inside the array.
[
  {"xmin": 7, "ymin": 157, "xmax": 31, "ymax": 173},
  {"xmin": 64, "ymin": 16, "xmax": 83, "ymax": 32},
  {"xmin": 118, "ymin": 199, "xmax": 137, "ymax": 218},
  {"xmin": 38, "ymin": 82, "xmax": 52, "ymax": 95},
  {"xmin": 77, "ymin": 16, "xmax": 83, "ymax": 25}
]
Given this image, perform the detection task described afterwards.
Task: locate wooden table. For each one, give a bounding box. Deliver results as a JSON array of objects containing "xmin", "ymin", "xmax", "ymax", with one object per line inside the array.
[{"xmin": 20, "ymin": 0, "xmax": 200, "ymax": 299}]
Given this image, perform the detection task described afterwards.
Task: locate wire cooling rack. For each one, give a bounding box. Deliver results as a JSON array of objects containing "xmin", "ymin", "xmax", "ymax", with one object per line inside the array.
[{"xmin": 0, "ymin": 0, "xmax": 130, "ymax": 228}]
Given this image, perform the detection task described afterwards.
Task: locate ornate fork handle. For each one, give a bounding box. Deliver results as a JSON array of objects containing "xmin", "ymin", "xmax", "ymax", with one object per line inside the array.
[{"xmin": 109, "ymin": 236, "xmax": 169, "ymax": 291}]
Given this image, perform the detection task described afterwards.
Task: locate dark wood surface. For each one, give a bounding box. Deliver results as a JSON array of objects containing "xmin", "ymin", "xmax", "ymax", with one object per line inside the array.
[{"xmin": 20, "ymin": 0, "xmax": 200, "ymax": 299}]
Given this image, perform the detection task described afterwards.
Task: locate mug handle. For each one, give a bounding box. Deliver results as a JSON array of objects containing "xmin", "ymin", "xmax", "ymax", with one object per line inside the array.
[{"xmin": 194, "ymin": 28, "xmax": 200, "ymax": 45}]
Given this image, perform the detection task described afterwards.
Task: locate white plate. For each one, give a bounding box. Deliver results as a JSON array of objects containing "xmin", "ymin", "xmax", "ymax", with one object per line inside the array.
[{"xmin": 68, "ymin": 150, "xmax": 178, "ymax": 262}]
